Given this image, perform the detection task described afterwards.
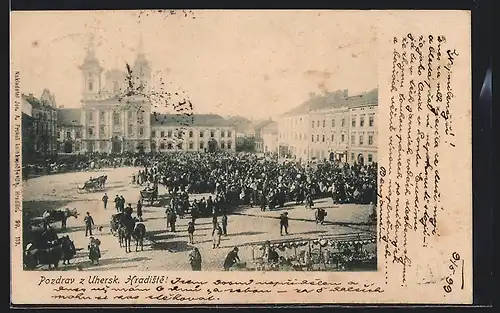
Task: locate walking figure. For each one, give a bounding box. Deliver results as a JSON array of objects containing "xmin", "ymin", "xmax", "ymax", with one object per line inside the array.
[
  {"xmin": 84, "ymin": 212, "xmax": 95, "ymax": 237},
  {"xmin": 102, "ymin": 193, "xmax": 108, "ymax": 210}
]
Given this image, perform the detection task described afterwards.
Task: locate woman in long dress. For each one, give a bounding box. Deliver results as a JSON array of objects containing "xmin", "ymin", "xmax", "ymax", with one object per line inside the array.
[
  {"xmin": 189, "ymin": 247, "xmax": 202, "ymax": 271},
  {"xmin": 88, "ymin": 237, "xmax": 101, "ymax": 265}
]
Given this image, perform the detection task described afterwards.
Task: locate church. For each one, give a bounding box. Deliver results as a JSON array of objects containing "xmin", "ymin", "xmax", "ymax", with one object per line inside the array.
[{"xmin": 57, "ymin": 36, "xmax": 236, "ymax": 154}]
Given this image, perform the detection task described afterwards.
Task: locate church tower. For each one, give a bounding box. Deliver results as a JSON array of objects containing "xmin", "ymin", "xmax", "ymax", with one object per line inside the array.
[
  {"xmin": 132, "ymin": 34, "xmax": 151, "ymax": 93},
  {"xmin": 79, "ymin": 34, "xmax": 103, "ymax": 100}
]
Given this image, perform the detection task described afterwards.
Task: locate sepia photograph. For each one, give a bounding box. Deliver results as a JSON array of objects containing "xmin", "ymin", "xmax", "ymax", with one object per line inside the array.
[
  {"xmin": 17, "ymin": 10, "xmax": 379, "ymax": 273},
  {"xmin": 10, "ymin": 8, "xmax": 477, "ymax": 305}
]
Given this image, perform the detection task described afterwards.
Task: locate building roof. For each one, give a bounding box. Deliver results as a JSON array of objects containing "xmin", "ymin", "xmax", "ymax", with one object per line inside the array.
[
  {"xmin": 57, "ymin": 108, "xmax": 82, "ymax": 126},
  {"xmin": 22, "ymin": 94, "xmax": 56, "ymax": 111},
  {"xmin": 150, "ymin": 113, "xmax": 235, "ymax": 127},
  {"xmin": 283, "ymin": 88, "xmax": 378, "ymax": 116}
]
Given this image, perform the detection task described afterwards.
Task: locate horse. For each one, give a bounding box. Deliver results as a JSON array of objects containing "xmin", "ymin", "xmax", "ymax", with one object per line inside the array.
[
  {"xmin": 96, "ymin": 175, "xmax": 108, "ymax": 188},
  {"xmin": 24, "ymin": 237, "xmax": 75, "ymax": 270},
  {"xmin": 118, "ymin": 217, "xmax": 136, "ymax": 253},
  {"xmin": 43, "ymin": 208, "xmax": 79, "ymax": 230},
  {"xmin": 132, "ymin": 223, "xmax": 147, "ymax": 252}
]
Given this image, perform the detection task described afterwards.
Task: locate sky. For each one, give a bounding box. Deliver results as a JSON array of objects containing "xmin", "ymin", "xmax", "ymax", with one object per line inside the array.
[{"xmin": 11, "ymin": 10, "xmax": 378, "ymax": 119}]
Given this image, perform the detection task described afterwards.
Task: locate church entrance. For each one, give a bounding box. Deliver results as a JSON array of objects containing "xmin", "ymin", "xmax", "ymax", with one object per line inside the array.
[
  {"xmin": 357, "ymin": 153, "xmax": 365, "ymax": 165},
  {"xmin": 329, "ymin": 152, "xmax": 335, "ymax": 161},
  {"xmin": 208, "ymin": 139, "xmax": 217, "ymax": 152},
  {"xmin": 111, "ymin": 137, "xmax": 122, "ymax": 154},
  {"xmin": 63, "ymin": 141, "xmax": 73, "ymax": 154}
]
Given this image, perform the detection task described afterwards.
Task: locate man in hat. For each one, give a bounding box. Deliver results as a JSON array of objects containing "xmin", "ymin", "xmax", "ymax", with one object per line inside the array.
[
  {"xmin": 84, "ymin": 212, "xmax": 95, "ymax": 237},
  {"xmin": 102, "ymin": 193, "xmax": 108, "ymax": 210},
  {"xmin": 279, "ymin": 212, "xmax": 289, "ymax": 236}
]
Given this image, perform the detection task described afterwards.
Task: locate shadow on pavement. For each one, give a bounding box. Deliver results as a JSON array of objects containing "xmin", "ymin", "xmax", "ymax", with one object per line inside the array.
[{"xmin": 151, "ymin": 240, "xmax": 194, "ymax": 252}]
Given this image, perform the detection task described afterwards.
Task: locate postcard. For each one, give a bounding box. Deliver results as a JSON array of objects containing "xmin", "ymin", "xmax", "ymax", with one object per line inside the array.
[{"xmin": 10, "ymin": 9, "xmax": 472, "ymax": 305}]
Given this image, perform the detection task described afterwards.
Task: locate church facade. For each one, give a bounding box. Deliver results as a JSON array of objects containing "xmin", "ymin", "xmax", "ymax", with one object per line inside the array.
[{"xmin": 57, "ymin": 37, "xmax": 236, "ymax": 154}]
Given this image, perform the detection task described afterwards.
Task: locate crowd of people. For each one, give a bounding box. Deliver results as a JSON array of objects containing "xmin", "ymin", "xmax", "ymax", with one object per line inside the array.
[{"xmin": 134, "ymin": 152, "xmax": 377, "ymax": 211}]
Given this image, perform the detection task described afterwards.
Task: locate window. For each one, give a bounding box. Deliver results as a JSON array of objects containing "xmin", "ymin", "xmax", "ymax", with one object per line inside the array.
[
  {"xmin": 75, "ymin": 130, "xmax": 81, "ymax": 139},
  {"xmin": 221, "ymin": 141, "xmax": 225, "ymax": 149},
  {"xmin": 322, "ymin": 135, "xmax": 325, "ymax": 142},
  {"xmin": 160, "ymin": 131, "xmax": 165, "ymax": 138},
  {"xmin": 316, "ymin": 135, "xmax": 320, "ymax": 142},
  {"xmin": 331, "ymin": 134, "xmax": 335, "ymax": 142},
  {"xmin": 221, "ymin": 131, "xmax": 225, "ymax": 138},
  {"xmin": 332, "ymin": 119, "xmax": 335, "ymax": 127},
  {"xmin": 360, "ymin": 116, "xmax": 365, "ymax": 127},
  {"xmin": 351, "ymin": 153, "xmax": 355, "ymax": 160},
  {"xmin": 368, "ymin": 134, "xmax": 374, "ymax": 145},
  {"xmin": 139, "ymin": 127, "xmax": 144, "ymax": 137},
  {"xmin": 189, "ymin": 142, "xmax": 194, "ymax": 149},
  {"xmin": 352, "ymin": 117, "xmax": 356, "ymax": 127},
  {"xmin": 312, "ymin": 121, "xmax": 315, "ymax": 128},
  {"xmin": 178, "ymin": 131, "xmax": 183, "ymax": 139},
  {"xmin": 317, "ymin": 121, "xmax": 320, "ymax": 127},
  {"xmin": 88, "ymin": 111, "xmax": 94, "ymax": 122},
  {"xmin": 369, "ymin": 115, "xmax": 374, "ymax": 127},
  {"xmin": 88, "ymin": 127, "xmax": 94, "ymax": 137},
  {"xmin": 75, "ymin": 142, "xmax": 80, "ymax": 151},
  {"xmin": 368, "ymin": 154, "xmax": 373, "ymax": 163},
  {"xmin": 66, "ymin": 131, "xmax": 71, "ymax": 138},
  {"xmin": 322, "ymin": 120, "xmax": 325, "ymax": 127},
  {"xmin": 137, "ymin": 111, "xmax": 144, "ymax": 124},
  {"xmin": 200, "ymin": 131, "xmax": 204, "ymax": 138},
  {"xmin": 100, "ymin": 125, "xmax": 105, "ymax": 135},
  {"xmin": 351, "ymin": 134, "xmax": 355, "ymax": 144},
  {"xmin": 152, "ymin": 130, "xmax": 156, "ymax": 138},
  {"xmin": 342, "ymin": 118, "xmax": 346, "ymax": 127},
  {"xmin": 167, "ymin": 131, "xmax": 172, "ymax": 138},
  {"xmin": 167, "ymin": 143, "xmax": 173, "ymax": 150},
  {"xmin": 210, "ymin": 131, "xmax": 215, "ymax": 137},
  {"xmin": 311, "ymin": 135, "xmax": 314, "ymax": 142},
  {"xmin": 128, "ymin": 110, "xmax": 133, "ymax": 119},
  {"xmin": 88, "ymin": 81, "xmax": 93, "ymax": 91},
  {"xmin": 159, "ymin": 142, "xmax": 165, "ymax": 150},
  {"xmin": 227, "ymin": 131, "xmax": 232, "ymax": 137},
  {"xmin": 359, "ymin": 134, "xmax": 364, "ymax": 145},
  {"xmin": 128, "ymin": 125, "xmax": 134, "ymax": 136},
  {"xmin": 227, "ymin": 141, "xmax": 232, "ymax": 149},
  {"xmin": 200, "ymin": 142, "xmax": 204, "ymax": 149},
  {"xmin": 189, "ymin": 131, "xmax": 193, "ymax": 138},
  {"xmin": 299, "ymin": 134, "xmax": 302, "ymax": 140},
  {"xmin": 151, "ymin": 142, "xmax": 156, "ymax": 151},
  {"xmin": 100, "ymin": 111, "xmax": 105, "ymax": 122},
  {"xmin": 113, "ymin": 112, "xmax": 120, "ymax": 125}
]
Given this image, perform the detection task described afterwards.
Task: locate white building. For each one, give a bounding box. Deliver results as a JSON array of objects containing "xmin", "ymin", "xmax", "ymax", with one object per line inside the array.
[
  {"xmin": 277, "ymin": 88, "xmax": 378, "ymax": 164},
  {"xmin": 261, "ymin": 121, "xmax": 279, "ymax": 154}
]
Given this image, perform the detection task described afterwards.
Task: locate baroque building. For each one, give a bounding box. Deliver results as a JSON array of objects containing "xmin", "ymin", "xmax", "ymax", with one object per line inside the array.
[{"xmin": 57, "ymin": 35, "xmax": 236, "ymax": 154}]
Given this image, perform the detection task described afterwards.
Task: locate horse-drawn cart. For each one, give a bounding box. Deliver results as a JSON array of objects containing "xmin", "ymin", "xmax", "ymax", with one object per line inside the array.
[
  {"xmin": 139, "ymin": 185, "xmax": 171, "ymax": 206},
  {"xmin": 77, "ymin": 175, "xmax": 107, "ymax": 193}
]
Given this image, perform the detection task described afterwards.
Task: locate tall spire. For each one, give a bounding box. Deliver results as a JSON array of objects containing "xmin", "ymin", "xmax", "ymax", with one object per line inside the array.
[{"xmin": 85, "ymin": 33, "xmax": 97, "ymax": 60}]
